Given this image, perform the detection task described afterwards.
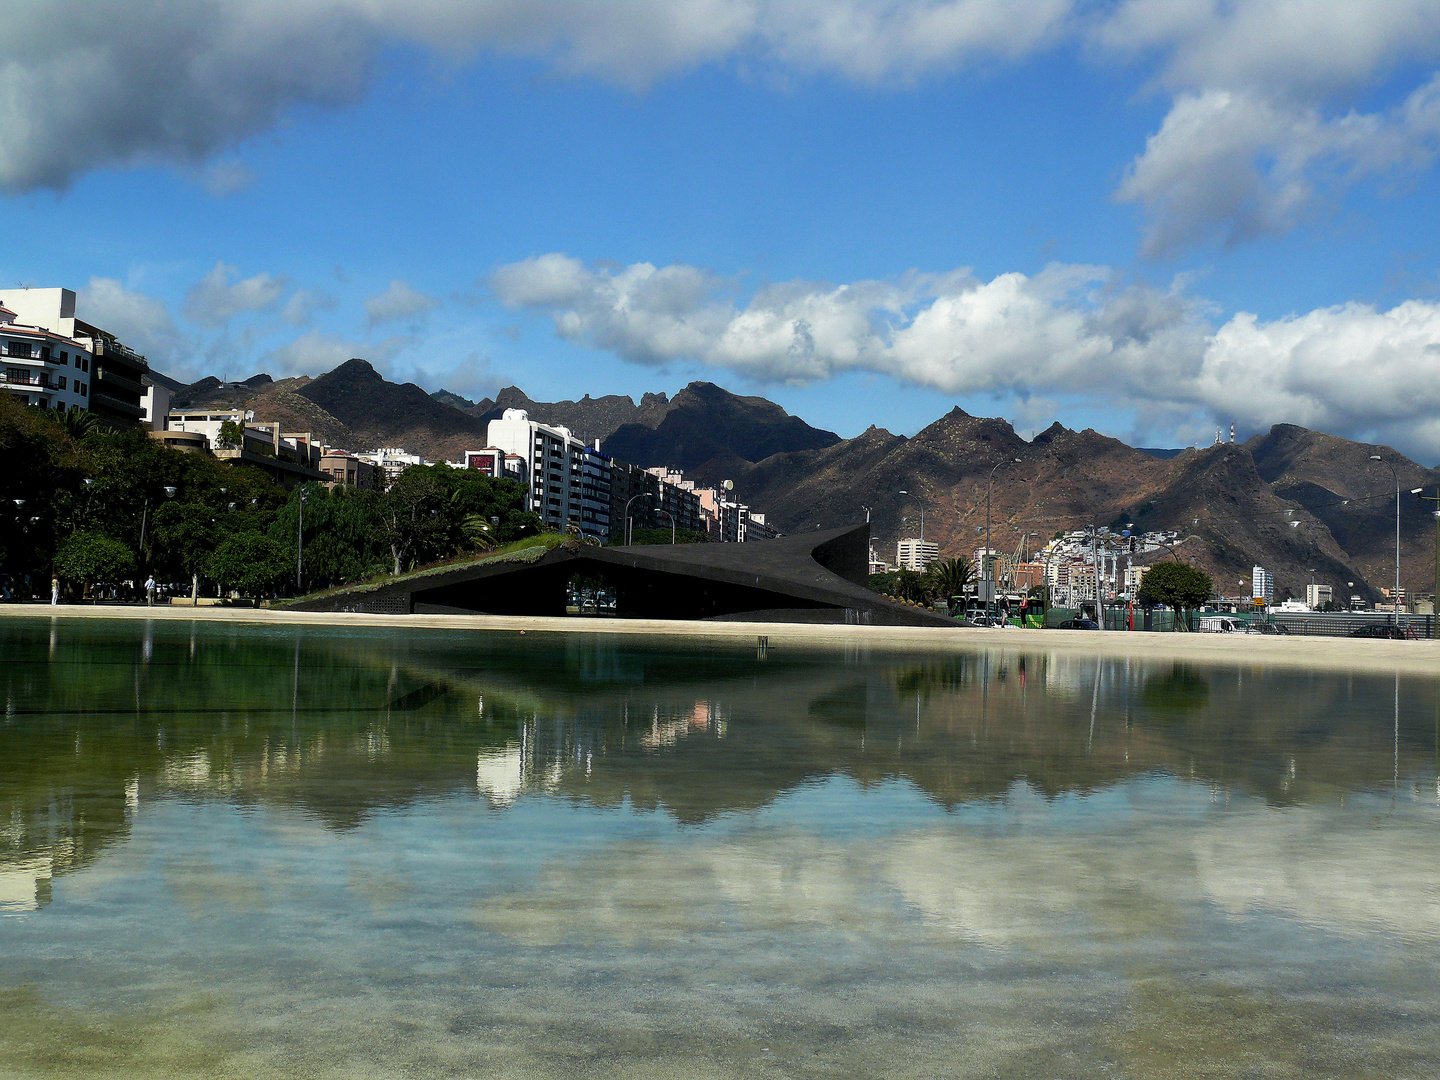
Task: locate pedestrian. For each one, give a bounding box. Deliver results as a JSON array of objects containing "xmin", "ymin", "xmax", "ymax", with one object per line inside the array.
[
  {"xmin": 50, "ymin": 576, "xmax": 58, "ymax": 606},
  {"xmin": 145, "ymin": 574, "xmax": 156, "ymax": 607}
]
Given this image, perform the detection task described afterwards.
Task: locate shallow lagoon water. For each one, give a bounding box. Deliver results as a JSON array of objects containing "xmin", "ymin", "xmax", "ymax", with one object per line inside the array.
[{"xmin": 1, "ymin": 617, "xmax": 1438, "ymax": 1079}]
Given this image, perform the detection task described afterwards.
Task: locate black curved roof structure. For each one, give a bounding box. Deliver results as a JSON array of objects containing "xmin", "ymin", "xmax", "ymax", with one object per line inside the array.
[{"xmin": 290, "ymin": 524, "xmax": 951, "ymax": 627}]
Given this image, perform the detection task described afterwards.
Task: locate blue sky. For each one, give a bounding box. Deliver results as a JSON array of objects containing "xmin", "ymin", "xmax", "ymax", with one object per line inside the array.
[{"xmin": 5, "ymin": 1, "xmax": 1440, "ymax": 460}]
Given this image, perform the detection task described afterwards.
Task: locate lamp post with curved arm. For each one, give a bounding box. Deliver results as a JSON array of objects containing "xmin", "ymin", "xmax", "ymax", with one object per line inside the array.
[
  {"xmin": 624, "ymin": 492, "xmax": 651, "ymax": 546},
  {"xmin": 897, "ymin": 490, "xmax": 925, "ymax": 544},
  {"xmin": 1370, "ymin": 454, "xmax": 1401, "ymax": 620}
]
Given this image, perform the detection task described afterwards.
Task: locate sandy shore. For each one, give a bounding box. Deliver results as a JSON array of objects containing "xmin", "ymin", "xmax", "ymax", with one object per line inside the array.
[{"xmin": 2, "ymin": 602, "xmax": 1437, "ymax": 676}]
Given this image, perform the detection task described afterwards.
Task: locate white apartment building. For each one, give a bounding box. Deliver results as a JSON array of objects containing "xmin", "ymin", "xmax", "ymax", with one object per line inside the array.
[
  {"xmin": 0, "ymin": 287, "xmax": 147, "ymax": 424},
  {"xmin": 1123, "ymin": 564, "xmax": 1149, "ymax": 594},
  {"xmin": 357, "ymin": 447, "xmax": 430, "ymax": 484},
  {"xmin": 1306, "ymin": 583, "xmax": 1333, "ymax": 609},
  {"xmin": 487, "ymin": 409, "xmax": 586, "ymax": 531},
  {"xmin": 896, "ymin": 539, "xmax": 939, "ymax": 571},
  {"xmin": 1252, "ymin": 565, "xmax": 1274, "ymax": 603},
  {"xmin": 0, "ymin": 301, "xmax": 92, "ymax": 412}
]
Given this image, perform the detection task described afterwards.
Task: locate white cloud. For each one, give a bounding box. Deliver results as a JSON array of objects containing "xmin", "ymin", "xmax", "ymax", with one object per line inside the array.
[
  {"xmin": 1093, "ymin": 2, "xmax": 1440, "ymax": 255},
  {"xmin": 0, "ymin": 0, "xmax": 1079, "ymax": 193},
  {"xmin": 265, "ymin": 331, "xmax": 412, "ymax": 376},
  {"xmin": 4, "ymin": 0, "xmax": 1440, "ymax": 259},
  {"xmin": 183, "ymin": 262, "xmax": 288, "ymax": 327},
  {"xmin": 1117, "ymin": 79, "xmax": 1440, "ymax": 256},
  {"xmin": 364, "ymin": 279, "xmax": 437, "ymax": 326},
  {"xmin": 493, "ymin": 253, "xmax": 1440, "ymax": 457},
  {"xmin": 76, "ymin": 276, "xmax": 189, "ymax": 368},
  {"xmin": 200, "ymin": 159, "xmax": 256, "ymax": 197},
  {"xmin": 281, "ymin": 288, "xmax": 337, "ymax": 326}
]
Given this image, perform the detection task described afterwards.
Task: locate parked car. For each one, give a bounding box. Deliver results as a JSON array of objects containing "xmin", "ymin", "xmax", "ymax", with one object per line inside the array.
[
  {"xmin": 1350, "ymin": 623, "xmax": 1405, "ymax": 639},
  {"xmin": 1058, "ymin": 617, "xmax": 1100, "ymax": 630},
  {"xmin": 1251, "ymin": 622, "xmax": 1290, "ymax": 635}
]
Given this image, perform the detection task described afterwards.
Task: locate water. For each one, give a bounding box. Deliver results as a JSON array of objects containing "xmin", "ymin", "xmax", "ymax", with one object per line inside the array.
[{"xmin": 2, "ymin": 616, "xmax": 1438, "ymax": 1079}]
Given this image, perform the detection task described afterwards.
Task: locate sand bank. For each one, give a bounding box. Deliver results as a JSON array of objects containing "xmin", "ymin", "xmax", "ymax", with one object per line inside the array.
[{"xmin": 2, "ymin": 603, "xmax": 1437, "ymax": 676}]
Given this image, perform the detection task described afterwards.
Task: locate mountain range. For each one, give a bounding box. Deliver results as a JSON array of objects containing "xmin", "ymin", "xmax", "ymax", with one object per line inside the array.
[{"xmin": 166, "ymin": 359, "xmax": 1440, "ymax": 603}]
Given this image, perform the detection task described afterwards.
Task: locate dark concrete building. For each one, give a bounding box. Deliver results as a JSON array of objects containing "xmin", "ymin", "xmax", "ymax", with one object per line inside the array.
[{"xmin": 290, "ymin": 524, "xmax": 950, "ymax": 626}]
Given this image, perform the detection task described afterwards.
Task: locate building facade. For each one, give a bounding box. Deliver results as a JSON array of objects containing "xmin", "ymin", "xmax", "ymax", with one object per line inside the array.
[
  {"xmin": 0, "ymin": 288, "xmax": 146, "ymax": 424},
  {"xmin": 1252, "ymin": 565, "xmax": 1274, "ymax": 604},
  {"xmin": 0, "ymin": 302, "xmax": 92, "ymax": 413},
  {"xmin": 1306, "ymin": 583, "xmax": 1333, "ymax": 609},
  {"xmin": 896, "ymin": 539, "xmax": 939, "ymax": 571}
]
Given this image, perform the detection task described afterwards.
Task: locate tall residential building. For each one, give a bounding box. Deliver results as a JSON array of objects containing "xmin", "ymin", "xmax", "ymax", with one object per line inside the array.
[
  {"xmin": 1305, "ymin": 583, "xmax": 1333, "ymax": 609},
  {"xmin": 1252, "ymin": 565, "xmax": 1274, "ymax": 603},
  {"xmin": 486, "ymin": 409, "xmax": 621, "ymax": 541},
  {"xmin": 0, "ymin": 287, "xmax": 147, "ymax": 424},
  {"xmin": 0, "ymin": 301, "xmax": 93, "ymax": 413},
  {"xmin": 896, "ymin": 539, "xmax": 939, "ymax": 571}
]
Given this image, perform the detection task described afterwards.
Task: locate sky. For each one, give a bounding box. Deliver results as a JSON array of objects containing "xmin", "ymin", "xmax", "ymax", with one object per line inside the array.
[{"xmin": 5, "ymin": 0, "xmax": 1440, "ymax": 460}]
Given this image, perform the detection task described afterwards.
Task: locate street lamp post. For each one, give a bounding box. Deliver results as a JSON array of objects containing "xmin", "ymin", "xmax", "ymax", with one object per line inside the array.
[
  {"xmin": 984, "ymin": 458, "xmax": 1022, "ymax": 622},
  {"xmin": 658, "ymin": 508, "xmax": 676, "ymax": 545},
  {"xmin": 624, "ymin": 492, "xmax": 651, "ymax": 546},
  {"xmin": 296, "ymin": 488, "xmax": 308, "ymax": 592},
  {"xmin": 1370, "ymin": 455, "xmax": 1401, "ymax": 620},
  {"xmin": 897, "ymin": 490, "xmax": 925, "ymax": 543}
]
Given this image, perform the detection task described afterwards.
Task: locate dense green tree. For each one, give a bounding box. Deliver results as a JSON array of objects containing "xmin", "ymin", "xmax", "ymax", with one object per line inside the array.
[
  {"xmin": 150, "ymin": 502, "xmax": 218, "ymax": 588},
  {"xmin": 1136, "ymin": 562, "xmax": 1214, "ymax": 630},
  {"xmin": 54, "ymin": 531, "xmax": 135, "ymax": 592},
  {"xmin": 209, "ymin": 532, "xmax": 292, "ymax": 597}
]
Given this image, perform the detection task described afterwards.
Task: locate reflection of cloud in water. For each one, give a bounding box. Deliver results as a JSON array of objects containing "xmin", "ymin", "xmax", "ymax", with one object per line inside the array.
[{"xmin": 473, "ymin": 782, "xmax": 1440, "ymax": 951}]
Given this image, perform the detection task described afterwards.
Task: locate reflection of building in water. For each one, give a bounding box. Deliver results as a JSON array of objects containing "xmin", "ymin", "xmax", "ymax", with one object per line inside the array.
[
  {"xmin": 640, "ymin": 701, "xmax": 726, "ymax": 749},
  {"xmin": 0, "ymin": 855, "xmax": 53, "ymax": 915}
]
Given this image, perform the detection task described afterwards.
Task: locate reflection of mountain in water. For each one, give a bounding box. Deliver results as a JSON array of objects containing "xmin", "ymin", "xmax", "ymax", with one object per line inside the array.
[{"xmin": 2, "ymin": 618, "xmax": 1437, "ymax": 907}]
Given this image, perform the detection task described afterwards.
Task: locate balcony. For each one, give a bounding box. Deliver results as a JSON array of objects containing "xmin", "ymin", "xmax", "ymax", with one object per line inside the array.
[{"xmin": 3, "ymin": 370, "xmax": 54, "ymax": 391}]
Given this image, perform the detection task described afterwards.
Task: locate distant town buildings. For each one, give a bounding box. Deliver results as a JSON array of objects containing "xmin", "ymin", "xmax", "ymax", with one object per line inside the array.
[{"xmin": 1306, "ymin": 583, "xmax": 1333, "ymax": 609}]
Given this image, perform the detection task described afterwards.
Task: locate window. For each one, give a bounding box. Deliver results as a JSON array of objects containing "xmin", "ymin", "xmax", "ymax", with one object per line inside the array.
[
  {"xmin": 6, "ymin": 369, "xmax": 24, "ymax": 384},
  {"xmin": 58, "ymin": 352, "xmax": 68, "ymax": 365},
  {"xmin": 58, "ymin": 376, "xmax": 66, "ymax": 390},
  {"xmin": 6, "ymin": 342, "xmax": 31, "ymax": 359},
  {"xmin": 80, "ymin": 383, "xmax": 87, "ymax": 397}
]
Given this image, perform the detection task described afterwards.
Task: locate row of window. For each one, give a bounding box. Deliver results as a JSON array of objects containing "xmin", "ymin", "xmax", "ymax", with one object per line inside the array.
[
  {"xmin": 2, "ymin": 341, "xmax": 92, "ymax": 371},
  {"xmin": 3, "ymin": 369, "xmax": 87, "ymax": 395}
]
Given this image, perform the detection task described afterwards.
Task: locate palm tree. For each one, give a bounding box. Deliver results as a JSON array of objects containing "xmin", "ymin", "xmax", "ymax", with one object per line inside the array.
[
  {"xmin": 460, "ymin": 513, "xmax": 498, "ymax": 551},
  {"xmin": 58, "ymin": 405, "xmax": 100, "ymax": 440},
  {"xmin": 926, "ymin": 556, "xmax": 974, "ymax": 601}
]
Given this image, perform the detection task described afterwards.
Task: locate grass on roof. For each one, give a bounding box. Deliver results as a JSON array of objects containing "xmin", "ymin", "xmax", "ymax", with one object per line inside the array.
[{"xmin": 272, "ymin": 532, "xmax": 571, "ymax": 608}]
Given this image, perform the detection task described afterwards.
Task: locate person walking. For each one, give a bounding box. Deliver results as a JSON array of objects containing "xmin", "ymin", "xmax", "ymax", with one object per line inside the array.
[
  {"xmin": 145, "ymin": 574, "xmax": 156, "ymax": 606},
  {"xmin": 50, "ymin": 576, "xmax": 58, "ymax": 606}
]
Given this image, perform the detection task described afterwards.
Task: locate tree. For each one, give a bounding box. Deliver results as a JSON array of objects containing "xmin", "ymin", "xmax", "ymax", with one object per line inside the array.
[
  {"xmin": 217, "ymin": 420, "xmax": 245, "ymax": 449},
  {"xmin": 1135, "ymin": 562, "xmax": 1213, "ymax": 630},
  {"xmin": 151, "ymin": 502, "xmax": 217, "ymax": 585},
  {"xmin": 209, "ymin": 532, "xmax": 292, "ymax": 597},
  {"xmin": 926, "ymin": 557, "xmax": 974, "ymax": 600},
  {"xmin": 54, "ymin": 531, "xmax": 135, "ymax": 593}
]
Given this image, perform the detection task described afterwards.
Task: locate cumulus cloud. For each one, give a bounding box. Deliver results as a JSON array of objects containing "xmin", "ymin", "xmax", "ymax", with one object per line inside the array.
[
  {"xmin": 183, "ymin": 262, "xmax": 288, "ymax": 327},
  {"xmin": 281, "ymin": 287, "xmax": 338, "ymax": 327},
  {"xmin": 364, "ymin": 280, "xmax": 437, "ymax": 327},
  {"xmin": 1095, "ymin": 2, "xmax": 1440, "ymax": 255},
  {"xmin": 76, "ymin": 276, "xmax": 189, "ymax": 368},
  {"xmin": 1118, "ymin": 79, "xmax": 1440, "ymax": 256},
  {"xmin": 265, "ymin": 331, "xmax": 412, "ymax": 376},
  {"xmin": 0, "ymin": 0, "xmax": 1079, "ymax": 194},
  {"xmin": 493, "ymin": 253, "xmax": 1440, "ymax": 455}
]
